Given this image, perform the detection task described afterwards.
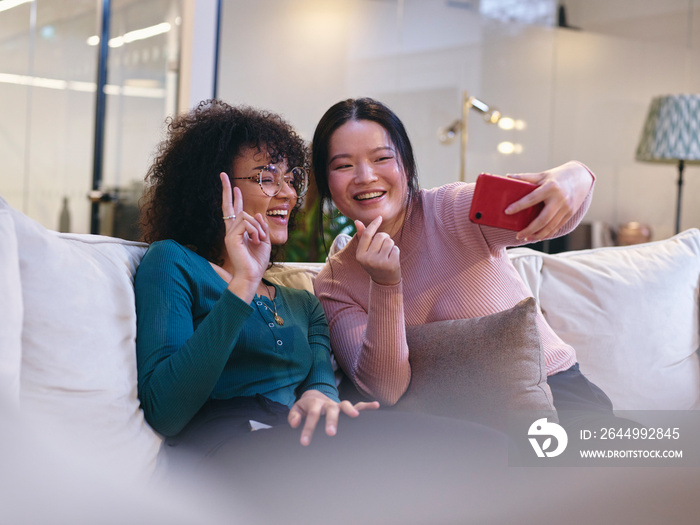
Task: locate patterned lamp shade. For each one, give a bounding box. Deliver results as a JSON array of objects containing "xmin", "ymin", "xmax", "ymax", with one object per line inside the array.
[
  {"xmin": 635, "ymin": 94, "xmax": 700, "ymax": 234},
  {"xmin": 635, "ymin": 94, "xmax": 700, "ymax": 162}
]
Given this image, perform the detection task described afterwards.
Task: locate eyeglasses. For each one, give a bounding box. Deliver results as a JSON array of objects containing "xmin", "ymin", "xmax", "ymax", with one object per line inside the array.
[{"xmin": 232, "ymin": 164, "xmax": 308, "ymax": 197}]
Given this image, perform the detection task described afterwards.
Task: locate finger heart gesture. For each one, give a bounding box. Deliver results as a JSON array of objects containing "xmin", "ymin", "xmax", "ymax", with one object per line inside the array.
[{"xmin": 354, "ymin": 216, "xmax": 401, "ymax": 286}]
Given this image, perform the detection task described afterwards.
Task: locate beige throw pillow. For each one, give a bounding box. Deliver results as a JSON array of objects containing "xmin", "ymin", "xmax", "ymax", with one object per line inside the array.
[{"xmin": 264, "ymin": 262, "xmax": 324, "ymax": 293}]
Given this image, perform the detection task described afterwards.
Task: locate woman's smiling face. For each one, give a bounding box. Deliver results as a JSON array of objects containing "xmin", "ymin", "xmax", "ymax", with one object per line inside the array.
[
  {"xmin": 327, "ymin": 119, "xmax": 408, "ymax": 235},
  {"xmin": 231, "ymin": 146, "xmax": 297, "ymax": 246}
]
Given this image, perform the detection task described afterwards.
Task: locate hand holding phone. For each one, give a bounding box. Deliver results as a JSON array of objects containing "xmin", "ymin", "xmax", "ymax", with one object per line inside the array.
[{"xmin": 468, "ymin": 173, "xmax": 544, "ymax": 231}]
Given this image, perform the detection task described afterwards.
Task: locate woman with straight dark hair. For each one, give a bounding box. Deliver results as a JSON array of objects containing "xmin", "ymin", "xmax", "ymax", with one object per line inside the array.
[{"xmin": 310, "ymin": 97, "xmax": 620, "ymax": 427}]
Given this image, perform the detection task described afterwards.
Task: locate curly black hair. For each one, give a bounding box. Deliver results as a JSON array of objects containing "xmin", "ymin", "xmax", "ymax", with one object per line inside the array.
[{"xmin": 140, "ymin": 99, "xmax": 307, "ymax": 265}]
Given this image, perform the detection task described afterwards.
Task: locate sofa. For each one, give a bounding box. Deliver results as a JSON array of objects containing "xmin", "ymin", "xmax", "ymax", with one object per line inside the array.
[{"xmin": 2, "ymin": 194, "xmax": 700, "ymax": 523}]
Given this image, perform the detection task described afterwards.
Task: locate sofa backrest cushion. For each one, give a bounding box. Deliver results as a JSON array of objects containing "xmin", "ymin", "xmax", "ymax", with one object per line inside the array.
[
  {"xmin": 512, "ymin": 229, "xmax": 700, "ymax": 419},
  {"xmin": 507, "ymin": 248, "xmax": 544, "ymax": 304},
  {"xmin": 540, "ymin": 229, "xmax": 700, "ymax": 414},
  {"xmin": 0, "ymin": 210, "xmax": 22, "ymax": 408},
  {"xmin": 0, "ymin": 197, "xmax": 161, "ymax": 480}
]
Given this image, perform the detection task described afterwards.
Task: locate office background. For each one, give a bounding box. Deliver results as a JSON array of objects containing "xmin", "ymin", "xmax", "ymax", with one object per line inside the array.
[{"xmin": 1, "ymin": 0, "xmax": 698, "ymax": 243}]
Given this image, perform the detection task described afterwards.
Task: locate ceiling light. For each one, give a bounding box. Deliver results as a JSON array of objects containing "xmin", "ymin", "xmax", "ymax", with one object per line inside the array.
[
  {"xmin": 87, "ymin": 22, "xmax": 171, "ymax": 48},
  {"xmin": 498, "ymin": 117, "xmax": 515, "ymax": 130}
]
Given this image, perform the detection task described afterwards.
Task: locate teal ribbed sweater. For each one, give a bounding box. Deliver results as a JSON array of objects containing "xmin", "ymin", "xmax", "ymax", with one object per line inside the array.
[{"xmin": 134, "ymin": 240, "xmax": 339, "ymax": 437}]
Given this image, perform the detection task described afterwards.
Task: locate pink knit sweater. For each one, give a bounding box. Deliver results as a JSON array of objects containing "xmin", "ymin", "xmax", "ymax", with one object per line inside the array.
[{"xmin": 314, "ymin": 176, "xmax": 594, "ymax": 405}]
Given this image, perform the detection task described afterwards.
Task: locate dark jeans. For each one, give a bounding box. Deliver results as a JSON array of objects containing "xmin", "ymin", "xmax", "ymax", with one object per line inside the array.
[
  {"xmin": 548, "ymin": 363, "xmax": 642, "ymax": 430},
  {"xmin": 160, "ymin": 395, "xmax": 290, "ymax": 474},
  {"xmin": 548, "ymin": 363, "xmax": 613, "ymax": 413}
]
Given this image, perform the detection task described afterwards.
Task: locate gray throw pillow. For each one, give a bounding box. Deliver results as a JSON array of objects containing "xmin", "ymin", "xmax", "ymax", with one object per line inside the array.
[{"xmin": 393, "ymin": 297, "xmax": 556, "ymax": 430}]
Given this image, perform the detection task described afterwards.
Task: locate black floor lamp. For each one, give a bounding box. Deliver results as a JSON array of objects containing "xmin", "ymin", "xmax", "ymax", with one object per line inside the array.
[{"xmin": 635, "ymin": 94, "xmax": 700, "ymax": 234}]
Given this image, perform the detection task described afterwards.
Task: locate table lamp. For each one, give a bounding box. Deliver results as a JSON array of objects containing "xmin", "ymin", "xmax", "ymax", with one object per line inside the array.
[{"xmin": 635, "ymin": 94, "xmax": 700, "ymax": 234}]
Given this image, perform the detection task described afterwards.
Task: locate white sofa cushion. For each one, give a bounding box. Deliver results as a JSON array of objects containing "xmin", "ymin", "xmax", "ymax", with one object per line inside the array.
[
  {"xmin": 508, "ymin": 249, "xmax": 544, "ymax": 305},
  {"xmin": 526, "ymin": 229, "xmax": 700, "ymax": 414},
  {"xmin": 0, "ymin": 210, "xmax": 22, "ymax": 408},
  {"xmin": 0, "ymin": 197, "xmax": 161, "ymax": 479}
]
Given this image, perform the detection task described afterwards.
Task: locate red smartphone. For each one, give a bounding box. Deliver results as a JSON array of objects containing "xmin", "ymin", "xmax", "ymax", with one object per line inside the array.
[{"xmin": 468, "ymin": 173, "xmax": 544, "ymax": 231}]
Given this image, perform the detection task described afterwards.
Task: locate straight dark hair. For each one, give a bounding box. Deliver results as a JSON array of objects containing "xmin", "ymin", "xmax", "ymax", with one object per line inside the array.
[{"xmin": 310, "ymin": 98, "xmax": 420, "ymax": 251}]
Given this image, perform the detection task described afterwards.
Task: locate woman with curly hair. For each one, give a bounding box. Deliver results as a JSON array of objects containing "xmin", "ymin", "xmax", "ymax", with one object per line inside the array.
[{"xmin": 135, "ymin": 100, "xmax": 378, "ymax": 462}]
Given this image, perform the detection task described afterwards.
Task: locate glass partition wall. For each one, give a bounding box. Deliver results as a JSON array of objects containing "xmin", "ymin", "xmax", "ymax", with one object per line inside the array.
[
  {"xmin": 0, "ymin": 0, "xmax": 98, "ymax": 233},
  {"xmin": 100, "ymin": 0, "xmax": 181, "ymax": 239},
  {"xmin": 0, "ymin": 0, "xmax": 181, "ymax": 237}
]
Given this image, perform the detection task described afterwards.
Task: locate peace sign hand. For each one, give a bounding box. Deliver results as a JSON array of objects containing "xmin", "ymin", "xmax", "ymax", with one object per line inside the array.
[{"xmin": 220, "ymin": 172, "xmax": 271, "ymax": 295}]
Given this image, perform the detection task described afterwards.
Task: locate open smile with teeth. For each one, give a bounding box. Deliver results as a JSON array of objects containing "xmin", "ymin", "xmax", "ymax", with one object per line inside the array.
[
  {"xmin": 267, "ymin": 209, "xmax": 288, "ymax": 217},
  {"xmin": 355, "ymin": 191, "xmax": 385, "ymax": 201}
]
